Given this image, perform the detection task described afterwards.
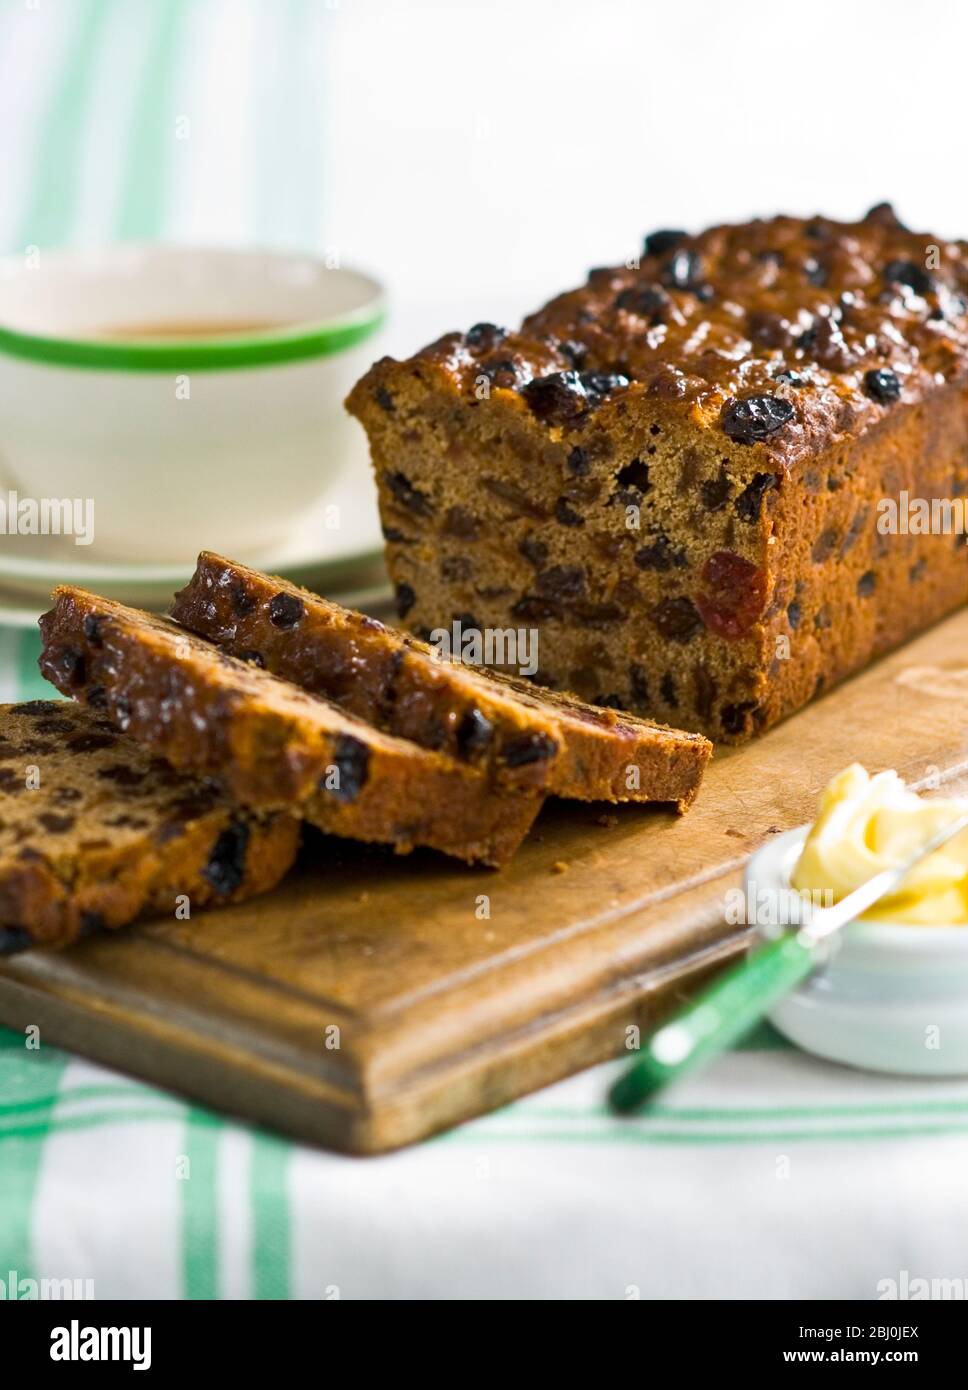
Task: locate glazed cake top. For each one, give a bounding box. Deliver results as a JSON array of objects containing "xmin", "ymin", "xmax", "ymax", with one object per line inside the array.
[{"xmin": 396, "ymin": 204, "xmax": 968, "ymax": 464}]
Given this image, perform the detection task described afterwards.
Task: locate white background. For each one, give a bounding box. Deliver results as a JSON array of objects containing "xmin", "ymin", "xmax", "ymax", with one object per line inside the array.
[
  {"xmin": 2, "ymin": 0, "xmax": 965, "ymax": 357},
  {"xmin": 326, "ymin": 0, "xmax": 968, "ymax": 353}
]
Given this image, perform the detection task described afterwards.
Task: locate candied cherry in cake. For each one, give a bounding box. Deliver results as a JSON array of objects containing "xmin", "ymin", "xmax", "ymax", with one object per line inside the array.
[{"xmin": 695, "ymin": 552, "xmax": 767, "ymax": 640}]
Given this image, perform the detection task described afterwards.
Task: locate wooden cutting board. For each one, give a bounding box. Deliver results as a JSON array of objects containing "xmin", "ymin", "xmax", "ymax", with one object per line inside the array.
[{"xmin": 2, "ymin": 608, "xmax": 967, "ymax": 1153}]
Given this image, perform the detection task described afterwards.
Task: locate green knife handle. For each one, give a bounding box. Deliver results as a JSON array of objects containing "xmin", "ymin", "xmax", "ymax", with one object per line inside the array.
[{"xmin": 608, "ymin": 932, "xmax": 817, "ymax": 1114}]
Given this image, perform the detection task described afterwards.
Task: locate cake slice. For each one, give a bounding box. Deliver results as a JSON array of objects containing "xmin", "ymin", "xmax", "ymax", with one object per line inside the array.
[
  {"xmin": 170, "ymin": 551, "xmax": 711, "ymax": 808},
  {"xmin": 38, "ymin": 589, "xmax": 543, "ymax": 867},
  {"xmin": 0, "ymin": 700, "xmax": 299, "ymax": 950}
]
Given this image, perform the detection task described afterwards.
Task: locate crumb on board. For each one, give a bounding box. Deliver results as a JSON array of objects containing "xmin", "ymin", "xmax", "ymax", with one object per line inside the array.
[
  {"xmin": 594, "ymin": 814, "xmax": 619, "ymax": 829},
  {"xmin": 552, "ymin": 860, "xmax": 569, "ymax": 874}
]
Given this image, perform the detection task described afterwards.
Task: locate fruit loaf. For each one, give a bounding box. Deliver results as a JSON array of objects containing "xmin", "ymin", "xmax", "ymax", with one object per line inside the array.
[
  {"xmin": 38, "ymin": 588, "xmax": 543, "ymax": 867},
  {"xmin": 0, "ymin": 700, "xmax": 299, "ymax": 950},
  {"xmin": 346, "ymin": 205, "xmax": 968, "ymax": 743},
  {"xmin": 170, "ymin": 551, "xmax": 711, "ymax": 809}
]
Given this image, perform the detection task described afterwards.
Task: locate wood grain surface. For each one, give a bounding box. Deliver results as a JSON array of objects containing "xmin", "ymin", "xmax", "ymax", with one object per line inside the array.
[{"xmin": 1, "ymin": 607, "xmax": 967, "ymax": 1152}]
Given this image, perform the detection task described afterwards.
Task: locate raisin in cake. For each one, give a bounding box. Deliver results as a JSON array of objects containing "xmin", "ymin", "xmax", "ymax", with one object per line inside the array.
[
  {"xmin": 39, "ymin": 588, "xmax": 543, "ymax": 867},
  {"xmin": 347, "ymin": 204, "xmax": 968, "ymax": 743},
  {"xmin": 170, "ymin": 551, "xmax": 710, "ymax": 808},
  {"xmin": 0, "ymin": 701, "xmax": 299, "ymax": 949}
]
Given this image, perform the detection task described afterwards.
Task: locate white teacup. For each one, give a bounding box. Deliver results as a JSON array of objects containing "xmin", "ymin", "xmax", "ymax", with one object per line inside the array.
[{"xmin": 0, "ymin": 245, "xmax": 385, "ymax": 564}]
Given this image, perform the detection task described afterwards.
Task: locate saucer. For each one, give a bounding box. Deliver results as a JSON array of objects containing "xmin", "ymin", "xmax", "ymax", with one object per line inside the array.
[
  {"xmin": 0, "ymin": 447, "xmax": 387, "ymax": 624},
  {"xmin": 0, "ymin": 244, "xmax": 386, "ymax": 563}
]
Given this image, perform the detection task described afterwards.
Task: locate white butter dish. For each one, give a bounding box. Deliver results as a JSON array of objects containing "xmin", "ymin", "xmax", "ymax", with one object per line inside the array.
[{"xmin": 745, "ymin": 827, "xmax": 968, "ymax": 1077}]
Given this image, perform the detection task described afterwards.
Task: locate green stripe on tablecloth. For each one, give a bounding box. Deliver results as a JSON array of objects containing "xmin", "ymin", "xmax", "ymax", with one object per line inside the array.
[
  {"xmin": 13, "ymin": 0, "xmax": 115, "ymax": 251},
  {"xmin": 13, "ymin": 0, "xmax": 189, "ymax": 694},
  {"xmin": 0, "ymin": 1030, "xmax": 68, "ymax": 1279},
  {"xmin": 180, "ymin": 1113, "xmax": 221, "ymax": 1299},
  {"xmin": 114, "ymin": 0, "xmax": 190, "ymax": 241},
  {"xmin": 7, "ymin": 1086, "xmax": 968, "ymax": 1131},
  {"xmin": 231, "ymin": 0, "xmax": 310, "ymax": 1302},
  {"xmin": 252, "ymin": 1133, "xmax": 291, "ymax": 1300},
  {"xmin": 0, "ymin": 1082, "xmax": 177, "ymax": 1121},
  {"xmin": 438, "ymin": 1122, "xmax": 968, "ymax": 1145},
  {"xmin": 0, "ymin": 0, "xmax": 118, "ymax": 1281},
  {"xmin": 0, "ymin": 1107, "xmax": 192, "ymax": 1142},
  {"xmin": 1, "ymin": 1106, "xmax": 968, "ymax": 1149},
  {"xmin": 1, "ymin": 1077, "xmax": 968, "ymax": 1149},
  {"xmin": 488, "ymin": 1096, "xmax": 968, "ymax": 1124}
]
